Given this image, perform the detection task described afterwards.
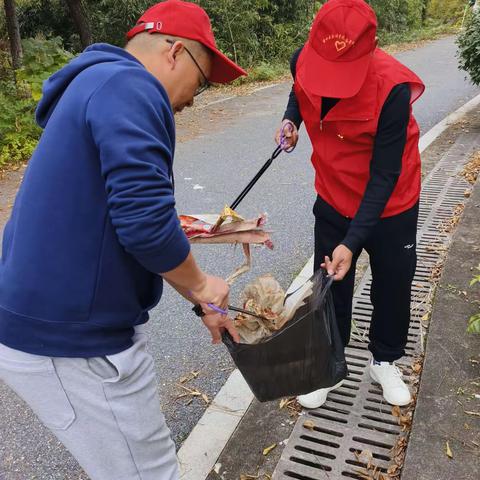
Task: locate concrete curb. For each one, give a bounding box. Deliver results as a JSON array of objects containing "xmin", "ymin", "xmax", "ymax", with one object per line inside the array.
[
  {"xmin": 418, "ymin": 93, "xmax": 480, "ymax": 152},
  {"xmin": 178, "ymin": 370, "xmax": 253, "ymax": 479}
]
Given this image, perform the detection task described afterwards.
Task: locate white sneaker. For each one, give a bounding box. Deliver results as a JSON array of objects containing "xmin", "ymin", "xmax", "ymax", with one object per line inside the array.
[
  {"xmin": 369, "ymin": 360, "xmax": 412, "ymax": 406},
  {"xmin": 297, "ymin": 381, "xmax": 344, "ymax": 409}
]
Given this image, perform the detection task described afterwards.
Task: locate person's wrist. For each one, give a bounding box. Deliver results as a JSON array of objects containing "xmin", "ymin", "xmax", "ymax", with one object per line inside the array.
[
  {"xmin": 339, "ymin": 242, "xmax": 354, "ymax": 256},
  {"xmin": 190, "ymin": 272, "xmax": 208, "ymax": 297}
]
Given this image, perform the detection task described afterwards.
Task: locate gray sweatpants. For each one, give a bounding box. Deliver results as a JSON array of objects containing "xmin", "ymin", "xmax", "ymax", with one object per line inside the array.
[{"xmin": 0, "ymin": 327, "xmax": 179, "ymax": 480}]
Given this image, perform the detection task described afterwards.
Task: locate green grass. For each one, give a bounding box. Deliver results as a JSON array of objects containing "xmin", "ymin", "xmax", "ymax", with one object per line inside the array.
[{"xmin": 234, "ymin": 62, "xmax": 289, "ymax": 85}]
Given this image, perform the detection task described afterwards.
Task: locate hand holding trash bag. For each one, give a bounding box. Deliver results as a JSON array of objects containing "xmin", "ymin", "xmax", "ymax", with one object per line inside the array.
[{"xmin": 322, "ymin": 244, "xmax": 353, "ymax": 281}]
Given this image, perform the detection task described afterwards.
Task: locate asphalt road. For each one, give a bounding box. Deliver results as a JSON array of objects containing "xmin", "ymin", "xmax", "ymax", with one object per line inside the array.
[{"xmin": 0, "ymin": 35, "xmax": 479, "ymax": 480}]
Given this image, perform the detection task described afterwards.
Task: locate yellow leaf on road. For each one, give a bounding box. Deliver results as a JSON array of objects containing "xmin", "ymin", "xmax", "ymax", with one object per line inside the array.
[
  {"xmin": 446, "ymin": 441, "xmax": 453, "ymax": 459},
  {"xmin": 464, "ymin": 410, "xmax": 480, "ymax": 417},
  {"xmin": 263, "ymin": 443, "xmax": 277, "ymax": 456}
]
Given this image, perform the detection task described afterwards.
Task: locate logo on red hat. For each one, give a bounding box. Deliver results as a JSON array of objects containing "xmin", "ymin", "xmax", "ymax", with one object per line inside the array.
[{"xmin": 322, "ymin": 34, "xmax": 355, "ymax": 53}]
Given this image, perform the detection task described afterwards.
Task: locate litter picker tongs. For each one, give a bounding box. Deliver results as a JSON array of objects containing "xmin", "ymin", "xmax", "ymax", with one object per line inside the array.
[
  {"xmin": 195, "ymin": 122, "xmax": 297, "ymax": 317},
  {"xmin": 212, "ymin": 121, "xmax": 296, "ymax": 231}
]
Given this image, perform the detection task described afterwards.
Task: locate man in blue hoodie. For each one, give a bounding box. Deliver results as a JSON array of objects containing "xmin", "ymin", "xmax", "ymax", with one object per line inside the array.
[{"xmin": 0, "ymin": 1, "xmax": 246, "ymax": 479}]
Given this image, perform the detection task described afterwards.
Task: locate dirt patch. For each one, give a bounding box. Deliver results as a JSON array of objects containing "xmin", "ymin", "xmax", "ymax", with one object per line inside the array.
[
  {"xmin": 0, "ymin": 165, "xmax": 25, "ymax": 230},
  {"xmin": 175, "ymin": 79, "xmax": 286, "ymax": 143}
]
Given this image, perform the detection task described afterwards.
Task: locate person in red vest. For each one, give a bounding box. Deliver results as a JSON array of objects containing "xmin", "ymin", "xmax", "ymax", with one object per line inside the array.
[{"xmin": 276, "ymin": 0, "xmax": 424, "ymax": 408}]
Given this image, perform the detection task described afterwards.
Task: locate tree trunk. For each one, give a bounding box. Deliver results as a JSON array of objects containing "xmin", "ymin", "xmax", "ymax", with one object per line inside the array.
[
  {"xmin": 3, "ymin": 0, "xmax": 23, "ymax": 69},
  {"xmin": 64, "ymin": 0, "xmax": 92, "ymax": 49},
  {"xmin": 421, "ymin": 0, "xmax": 428, "ymax": 25}
]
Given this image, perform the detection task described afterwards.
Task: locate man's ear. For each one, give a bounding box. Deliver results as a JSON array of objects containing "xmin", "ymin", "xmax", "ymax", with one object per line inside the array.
[{"xmin": 166, "ymin": 41, "xmax": 185, "ymax": 69}]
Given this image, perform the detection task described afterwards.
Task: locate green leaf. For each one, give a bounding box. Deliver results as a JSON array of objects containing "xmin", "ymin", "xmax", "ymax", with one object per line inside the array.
[
  {"xmin": 467, "ymin": 313, "xmax": 480, "ymax": 334},
  {"xmin": 470, "ymin": 277, "xmax": 480, "ymax": 287}
]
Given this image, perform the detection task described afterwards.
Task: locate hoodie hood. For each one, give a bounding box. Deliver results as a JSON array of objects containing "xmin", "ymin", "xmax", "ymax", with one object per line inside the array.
[{"xmin": 36, "ymin": 44, "xmax": 143, "ymax": 128}]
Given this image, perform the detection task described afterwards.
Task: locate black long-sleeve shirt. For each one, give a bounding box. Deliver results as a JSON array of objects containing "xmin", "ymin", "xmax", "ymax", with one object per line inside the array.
[{"xmin": 283, "ymin": 47, "xmax": 411, "ymax": 254}]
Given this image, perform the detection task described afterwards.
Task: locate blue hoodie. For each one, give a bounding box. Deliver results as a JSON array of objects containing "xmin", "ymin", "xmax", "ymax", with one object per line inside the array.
[{"xmin": 0, "ymin": 44, "xmax": 191, "ymax": 357}]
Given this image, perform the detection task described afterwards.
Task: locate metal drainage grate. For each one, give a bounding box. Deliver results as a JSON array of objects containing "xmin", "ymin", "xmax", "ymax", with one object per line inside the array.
[{"xmin": 273, "ymin": 132, "xmax": 480, "ymax": 480}]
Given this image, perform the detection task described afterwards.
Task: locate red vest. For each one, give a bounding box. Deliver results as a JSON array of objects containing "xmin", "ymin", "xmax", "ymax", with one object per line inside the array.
[{"xmin": 295, "ymin": 48, "xmax": 425, "ymax": 218}]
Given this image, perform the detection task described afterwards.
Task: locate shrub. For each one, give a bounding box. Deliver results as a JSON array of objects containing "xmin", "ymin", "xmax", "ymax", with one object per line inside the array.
[
  {"xmin": 16, "ymin": 36, "xmax": 73, "ymax": 100},
  {"xmin": 193, "ymin": 0, "xmax": 321, "ymax": 67},
  {"xmin": 368, "ymin": 0, "xmax": 425, "ymax": 32},
  {"xmin": 457, "ymin": 8, "xmax": 480, "ymax": 85},
  {"xmin": 0, "ymin": 86, "xmax": 39, "ymax": 168},
  {"xmin": 0, "ymin": 36, "xmax": 72, "ymax": 167},
  {"xmin": 427, "ymin": 0, "xmax": 470, "ymax": 25}
]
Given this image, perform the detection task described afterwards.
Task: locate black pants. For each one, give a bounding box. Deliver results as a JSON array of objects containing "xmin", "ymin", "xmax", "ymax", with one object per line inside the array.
[{"xmin": 313, "ymin": 196, "xmax": 418, "ymax": 362}]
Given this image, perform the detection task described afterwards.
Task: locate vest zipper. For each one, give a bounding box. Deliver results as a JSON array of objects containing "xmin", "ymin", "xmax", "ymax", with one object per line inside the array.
[{"xmin": 320, "ymin": 120, "xmax": 323, "ymax": 131}]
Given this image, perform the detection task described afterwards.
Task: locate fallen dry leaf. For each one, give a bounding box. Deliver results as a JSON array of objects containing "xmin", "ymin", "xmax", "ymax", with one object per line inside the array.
[
  {"xmin": 399, "ymin": 412, "xmax": 412, "ymax": 430},
  {"xmin": 176, "ymin": 384, "xmax": 210, "ymax": 405},
  {"xmin": 262, "ymin": 443, "xmax": 277, "ymax": 456},
  {"xmin": 437, "ymin": 204, "xmax": 465, "ymax": 233},
  {"xmin": 446, "ymin": 441, "xmax": 453, "ymax": 459},
  {"xmin": 303, "ymin": 420, "xmax": 316, "ymax": 431},
  {"xmin": 460, "ymin": 151, "xmax": 480, "ymax": 185},
  {"xmin": 464, "ymin": 410, "xmax": 480, "ymax": 417},
  {"xmin": 286, "ymin": 399, "xmax": 302, "ymax": 418},
  {"xmin": 355, "ymin": 449, "xmax": 373, "ymax": 469},
  {"xmin": 388, "ymin": 464, "xmax": 399, "ymax": 475},
  {"xmin": 179, "ymin": 370, "xmax": 200, "ymax": 384},
  {"xmin": 421, "ymin": 312, "xmax": 430, "ymax": 323},
  {"xmin": 412, "ymin": 362, "xmax": 422, "ymax": 374}
]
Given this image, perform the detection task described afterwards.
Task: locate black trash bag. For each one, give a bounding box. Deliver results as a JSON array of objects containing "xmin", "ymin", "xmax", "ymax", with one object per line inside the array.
[{"xmin": 222, "ymin": 270, "xmax": 348, "ymax": 402}]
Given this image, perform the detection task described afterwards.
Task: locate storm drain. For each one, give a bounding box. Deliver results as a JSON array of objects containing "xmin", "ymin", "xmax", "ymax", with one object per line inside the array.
[{"xmin": 273, "ymin": 132, "xmax": 480, "ymax": 480}]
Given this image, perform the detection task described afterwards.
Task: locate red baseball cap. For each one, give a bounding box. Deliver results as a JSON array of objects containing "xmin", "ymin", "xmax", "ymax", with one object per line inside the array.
[
  {"xmin": 297, "ymin": 0, "xmax": 377, "ymax": 98},
  {"xmin": 126, "ymin": 0, "xmax": 247, "ymax": 84}
]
